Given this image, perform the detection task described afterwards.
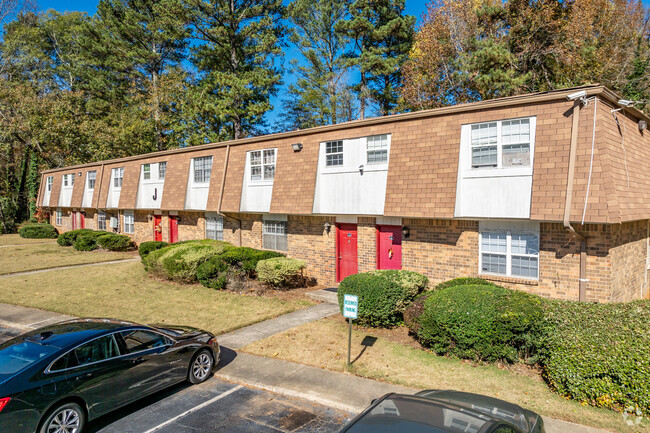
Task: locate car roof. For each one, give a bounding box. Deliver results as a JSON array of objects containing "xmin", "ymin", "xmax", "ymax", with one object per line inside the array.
[{"xmin": 18, "ymin": 318, "xmax": 144, "ymax": 349}]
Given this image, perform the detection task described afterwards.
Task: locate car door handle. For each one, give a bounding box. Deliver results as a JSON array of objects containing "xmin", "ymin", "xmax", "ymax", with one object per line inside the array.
[
  {"xmin": 131, "ymin": 357, "xmax": 144, "ymax": 365},
  {"xmin": 75, "ymin": 373, "xmax": 93, "ymax": 380}
]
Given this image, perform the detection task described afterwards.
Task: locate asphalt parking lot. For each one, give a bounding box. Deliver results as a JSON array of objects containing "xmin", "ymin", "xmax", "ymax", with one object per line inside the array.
[{"xmin": 0, "ymin": 325, "xmax": 351, "ymax": 433}]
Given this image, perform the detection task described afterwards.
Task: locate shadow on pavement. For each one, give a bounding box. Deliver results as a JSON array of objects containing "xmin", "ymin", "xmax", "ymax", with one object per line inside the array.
[{"xmin": 216, "ymin": 345, "xmax": 238, "ymax": 368}]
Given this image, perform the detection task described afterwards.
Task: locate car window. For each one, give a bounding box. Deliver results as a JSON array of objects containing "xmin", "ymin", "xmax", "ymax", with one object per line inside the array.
[
  {"xmin": 0, "ymin": 341, "xmax": 59, "ymax": 379},
  {"xmin": 120, "ymin": 330, "xmax": 170, "ymax": 354},
  {"xmin": 72, "ymin": 335, "xmax": 120, "ymax": 366}
]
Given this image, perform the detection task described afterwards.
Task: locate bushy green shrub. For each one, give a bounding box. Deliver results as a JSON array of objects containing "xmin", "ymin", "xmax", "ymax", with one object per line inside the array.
[
  {"xmin": 196, "ymin": 255, "xmax": 230, "ymax": 289},
  {"xmin": 256, "ymin": 257, "xmax": 306, "ymax": 288},
  {"xmin": 138, "ymin": 241, "xmax": 169, "ymax": 259},
  {"xmin": 73, "ymin": 231, "xmax": 109, "ymax": 251},
  {"xmin": 96, "ymin": 234, "xmax": 134, "ymax": 252},
  {"xmin": 540, "ymin": 300, "xmax": 650, "ymax": 414},
  {"xmin": 144, "ymin": 240, "xmax": 230, "ymax": 283},
  {"xmin": 195, "ymin": 247, "xmax": 284, "ymax": 289},
  {"xmin": 57, "ymin": 229, "xmax": 94, "ymax": 246},
  {"xmin": 435, "ymin": 277, "xmax": 498, "ymax": 290},
  {"xmin": 337, "ymin": 270, "xmax": 428, "ymax": 327},
  {"xmin": 409, "ymin": 284, "xmax": 544, "ymax": 363},
  {"xmin": 18, "ymin": 223, "xmax": 58, "ymax": 239}
]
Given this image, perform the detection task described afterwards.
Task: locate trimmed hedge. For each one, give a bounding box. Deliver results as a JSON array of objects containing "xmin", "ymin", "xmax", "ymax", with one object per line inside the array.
[
  {"xmin": 96, "ymin": 234, "xmax": 134, "ymax": 252},
  {"xmin": 435, "ymin": 277, "xmax": 498, "ymax": 290},
  {"xmin": 256, "ymin": 257, "xmax": 306, "ymax": 288},
  {"xmin": 18, "ymin": 223, "xmax": 58, "ymax": 239},
  {"xmin": 144, "ymin": 240, "xmax": 230, "ymax": 283},
  {"xmin": 138, "ymin": 241, "xmax": 169, "ymax": 259},
  {"xmin": 73, "ymin": 231, "xmax": 110, "ymax": 251},
  {"xmin": 196, "ymin": 255, "xmax": 230, "ymax": 289},
  {"xmin": 337, "ymin": 270, "xmax": 428, "ymax": 327},
  {"xmin": 196, "ymin": 247, "xmax": 284, "ymax": 289},
  {"xmin": 540, "ymin": 300, "xmax": 650, "ymax": 414},
  {"xmin": 408, "ymin": 284, "xmax": 544, "ymax": 363},
  {"xmin": 57, "ymin": 229, "xmax": 94, "ymax": 246}
]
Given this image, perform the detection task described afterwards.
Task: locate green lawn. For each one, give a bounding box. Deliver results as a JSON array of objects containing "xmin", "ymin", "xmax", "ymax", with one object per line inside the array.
[
  {"xmin": 243, "ymin": 316, "xmax": 648, "ymax": 433},
  {"xmin": 0, "ymin": 243, "xmax": 136, "ymax": 275},
  {"xmin": 0, "ymin": 260, "xmax": 311, "ymax": 335},
  {"xmin": 0, "ymin": 233, "xmax": 57, "ymax": 246}
]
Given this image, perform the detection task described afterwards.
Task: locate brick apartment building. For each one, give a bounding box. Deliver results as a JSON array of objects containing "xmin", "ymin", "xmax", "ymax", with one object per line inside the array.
[{"xmin": 37, "ymin": 85, "xmax": 650, "ymax": 303}]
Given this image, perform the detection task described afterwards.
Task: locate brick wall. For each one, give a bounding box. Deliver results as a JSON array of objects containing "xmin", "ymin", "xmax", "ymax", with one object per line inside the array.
[
  {"xmin": 610, "ymin": 220, "xmax": 648, "ymax": 302},
  {"xmin": 358, "ymin": 217, "xmax": 377, "ymax": 273},
  {"xmin": 287, "ymin": 215, "xmax": 337, "ymax": 285}
]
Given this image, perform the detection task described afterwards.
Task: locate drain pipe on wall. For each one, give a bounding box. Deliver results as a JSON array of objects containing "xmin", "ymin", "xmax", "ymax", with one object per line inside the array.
[
  {"xmin": 217, "ymin": 145, "xmax": 242, "ymax": 247},
  {"xmin": 563, "ymin": 98, "xmax": 588, "ymax": 302}
]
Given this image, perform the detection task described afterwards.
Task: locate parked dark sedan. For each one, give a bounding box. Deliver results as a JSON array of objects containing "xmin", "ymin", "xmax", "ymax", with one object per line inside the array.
[
  {"xmin": 0, "ymin": 318, "xmax": 220, "ymax": 433},
  {"xmin": 340, "ymin": 390, "xmax": 545, "ymax": 433}
]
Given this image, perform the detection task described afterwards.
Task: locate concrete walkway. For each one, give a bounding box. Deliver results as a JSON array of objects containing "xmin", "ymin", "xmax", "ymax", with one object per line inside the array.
[{"xmin": 0, "ymin": 257, "xmax": 140, "ymax": 278}]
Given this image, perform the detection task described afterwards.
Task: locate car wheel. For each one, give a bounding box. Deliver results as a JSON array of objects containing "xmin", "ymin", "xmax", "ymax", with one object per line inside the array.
[
  {"xmin": 188, "ymin": 349, "xmax": 213, "ymax": 384},
  {"xmin": 40, "ymin": 402, "xmax": 85, "ymax": 433}
]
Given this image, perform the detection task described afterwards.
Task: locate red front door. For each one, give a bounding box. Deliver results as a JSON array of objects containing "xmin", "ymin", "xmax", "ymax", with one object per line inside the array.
[
  {"xmin": 169, "ymin": 216, "xmax": 179, "ymax": 244},
  {"xmin": 79, "ymin": 212, "xmax": 85, "ymax": 229},
  {"xmin": 337, "ymin": 224, "xmax": 358, "ymax": 283},
  {"xmin": 71, "ymin": 211, "xmax": 77, "ymax": 230},
  {"xmin": 153, "ymin": 215, "xmax": 162, "ymax": 241},
  {"xmin": 377, "ymin": 225, "xmax": 402, "ymax": 270}
]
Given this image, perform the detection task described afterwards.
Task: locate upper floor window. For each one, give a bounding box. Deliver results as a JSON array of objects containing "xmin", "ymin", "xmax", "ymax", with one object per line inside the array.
[
  {"xmin": 70, "ymin": 174, "xmax": 75, "ymax": 187},
  {"xmin": 159, "ymin": 162, "xmax": 167, "ymax": 180},
  {"xmin": 62, "ymin": 174, "xmax": 74, "ymax": 187},
  {"xmin": 46, "ymin": 176, "xmax": 53, "ymax": 192},
  {"xmin": 325, "ymin": 141, "xmax": 343, "ymax": 167},
  {"xmin": 113, "ymin": 167, "xmax": 124, "ymax": 188},
  {"xmin": 250, "ymin": 149, "xmax": 276, "ymax": 181},
  {"xmin": 87, "ymin": 171, "xmax": 97, "ymax": 189},
  {"xmin": 193, "ymin": 156, "xmax": 212, "ymax": 183},
  {"xmin": 471, "ymin": 118, "xmax": 531, "ymax": 169},
  {"xmin": 206, "ymin": 214, "xmax": 224, "ymax": 241},
  {"xmin": 367, "ymin": 135, "xmax": 388, "ymax": 164},
  {"xmin": 143, "ymin": 164, "xmax": 151, "ymax": 180}
]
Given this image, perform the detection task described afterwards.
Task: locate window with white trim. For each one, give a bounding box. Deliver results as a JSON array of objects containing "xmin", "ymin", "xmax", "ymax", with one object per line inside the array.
[
  {"xmin": 124, "ymin": 212, "xmax": 134, "ymax": 234},
  {"xmin": 480, "ymin": 230, "xmax": 539, "ymax": 279},
  {"xmin": 143, "ymin": 164, "xmax": 151, "ymax": 180},
  {"xmin": 471, "ymin": 118, "xmax": 531, "ymax": 169},
  {"xmin": 112, "ymin": 167, "xmax": 124, "ymax": 188},
  {"xmin": 87, "ymin": 171, "xmax": 96, "ymax": 189},
  {"xmin": 55, "ymin": 209, "xmax": 62, "ymax": 226},
  {"xmin": 249, "ymin": 149, "xmax": 276, "ymax": 181},
  {"xmin": 205, "ymin": 215, "xmax": 224, "ymax": 241},
  {"xmin": 159, "ymin": 162, "xmax": 166, "ymax": 179},
  {"xmin": 98, "ymin": 211, "xmax": 106, "ymax": 231},
  {"xmin": 325, "ymin": 141, "xmax": 343, "ymax": 166},
  {"xmin": 70, "ymin": 174, "xmax": 75, "ymax": 186},
  {"xmin": 263, "ymin": 220, "xmax": 287, "ymax": 251},
  {"xmin": 63, "ymin": 175, "xmax": 68, "ymax": 187},
  {"xmin": 193, "ymin": 156, "xmax": 212, "ymax": 183},
  {"xmin": 366, "ymin": 135, "xmax": 388, "ymax": 164},
  {"xmin": 46, "ymin": 176, "xmax": 53, "ymax": 191}
]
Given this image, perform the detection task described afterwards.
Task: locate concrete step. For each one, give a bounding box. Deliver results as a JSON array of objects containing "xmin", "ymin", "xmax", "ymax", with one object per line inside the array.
[{"xmin": 306, "ymin": 287, "xmax": 338, "ymax": 304}]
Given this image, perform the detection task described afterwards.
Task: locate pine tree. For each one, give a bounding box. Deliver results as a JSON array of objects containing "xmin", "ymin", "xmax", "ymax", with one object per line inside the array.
[{"xmin": 183, "ymin": 0, "xmax": 286, "ymax": 140}]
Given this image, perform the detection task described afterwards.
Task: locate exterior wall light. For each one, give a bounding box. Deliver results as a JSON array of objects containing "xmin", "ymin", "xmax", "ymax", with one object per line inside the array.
[
  {"xmin": 323, "ymin": 221, "xmax": 331, "ymax": 234},
  {"xmin": 78, "ymin": 172, "xmax": 82, "ymax": 177},
  {"xmin": 639, "ymin": 120, "xmax": 647, "ymax": 131},
  {"xmin": 401, "ymin": 226, "xmax": 410, "ymax": 239},
  {"xmin": 292, "ymin": 143, "xmax": 303, "ymax": 152}
]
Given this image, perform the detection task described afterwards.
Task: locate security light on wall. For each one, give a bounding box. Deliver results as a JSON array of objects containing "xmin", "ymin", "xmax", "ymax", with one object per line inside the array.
[
  {"xmin": 402, "ymin": 226, "xmax": 410, "ymax": 239},
  {"xmin": 78, "ymin": 172, "xmax": 82, "ymax": 177},
  {"xmin": 292, "ymin": 143, "xmax": 303, "ymax": 152},
  {"xmin": 566, "ymin": 90, "xmax": 587, "ymax": 101},
  {"xmin": 323, "ymin": 221, "xmax": 331, "ymax": 234}
]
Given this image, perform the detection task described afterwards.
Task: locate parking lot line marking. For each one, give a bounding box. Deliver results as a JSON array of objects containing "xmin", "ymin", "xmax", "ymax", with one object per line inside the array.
[{"xmin": 142, "ymin": 385, "xmax": 243, "ymax": 433}]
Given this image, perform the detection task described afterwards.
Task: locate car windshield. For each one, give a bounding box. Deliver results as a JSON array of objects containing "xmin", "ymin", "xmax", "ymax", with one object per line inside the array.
[
  {"xmin": 0, "ymin": 340, "xmax": 59, "ymax": 379},
  {"xmin": 344, "ymin": 396, "xmax": 489, "ymax": 433}
]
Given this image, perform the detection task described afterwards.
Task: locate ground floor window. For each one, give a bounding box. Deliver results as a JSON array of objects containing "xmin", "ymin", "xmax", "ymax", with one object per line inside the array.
[
  {"xmin": 55, "ymin": 209, "xmax": 62, "ymax": 226},
  {"xmin": 124, "ymin": 212, "xmax": 134, "ymax": 234},
  {"xmin": 98, "ymin": 211, "xmax": 106, "ymax": 231},
  {"xmin": 205, "ymin": 214, "xmax": 223, "ymax": 241},
  {"xmin": 479, "ymin": 223, "xmax": 539, "ymax": 279},
  {"xmin": 263, "ymin": 220, "xmax": 287, "ymax": 251}
]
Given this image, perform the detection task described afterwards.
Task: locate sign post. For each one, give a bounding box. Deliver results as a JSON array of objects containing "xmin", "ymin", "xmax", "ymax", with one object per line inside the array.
[{"xmin": 342, "ymin": 294, "xmax": 358, "ymax": 365}]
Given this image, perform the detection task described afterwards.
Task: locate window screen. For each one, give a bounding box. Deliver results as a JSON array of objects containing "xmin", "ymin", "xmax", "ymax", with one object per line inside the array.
[{"xmin": 263, "ymin": 220, "xmax": 287, "ymax": 251}]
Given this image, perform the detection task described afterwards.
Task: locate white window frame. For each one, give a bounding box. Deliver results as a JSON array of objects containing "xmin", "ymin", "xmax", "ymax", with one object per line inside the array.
[
  {"xmin": 469, "ymin": 118, "xmax": 533, "ymax": 170},
  {"xmin": 193, "ymin": 156, "xmax": 212, "ymax": 184},
  {"xmin": 142, "ymin": 164, "xmax": 151, "ymax": 181},
  {"xmin": 98, "ymin": 211, "xmax": 106, "ymax": 231},
  {"xmin": 205, "ymin": 214, "xmax": 224, "ymax": 241},
  {"xmin": 249, "ymin": 149, "xmax": 276, "ymax": 182},
  {"xmin": 70, "ymin": 174, "xmax": 75, "ymax": 187},
  {"xmin": 263, "ymin": 219, "xmax": 287, "ymax": 251},
  {"xmin": 123, "ymin": 211, "xmax": 134, "ymax": 234},
  {"xmin": 87, "ymin": 171, "xmax": 96, "ymax": 190},
  {"xmin": 479, "ymin": 228, "xmax": 539, "ymax": 280},
  {"xmin": 159, "ymin": 162, "xmax": 167, "ymax": 180},
  {"xmin": 325, "ymin": 140, "xmax": 343, "ymax": 167},
  {"xmin": 366, "ymin": 134, "xmax": 389, "ymax": 164},
  {"xmin": 46, "ymin": 176, "xmax": 53, "ymax": 192},
  {"xmin": 55, "ymin": 209, "xmax": 62, "ymax": 226},
  {"xmin": 112, "ymin": 167, "xmax": 124, "ymax": 189}
]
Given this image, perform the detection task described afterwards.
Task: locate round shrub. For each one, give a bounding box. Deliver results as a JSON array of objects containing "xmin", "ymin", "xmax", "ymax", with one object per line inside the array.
[
  {"xmin": 138, "ymin": 241, "xmax": 169, "ymax": 259},
  {"xmin": 18, "ymin": 223, "xmax": 58, "ymax": 239},
  {"xmin": 96, "ymin": 234, "xmax": 134, "ymax": 252},
  {"xmin": 256, "ymin": 257, "xmax": 306, "ymax": 288},
  {"xmin": 435, "ymin": 277, "xmax": 498, "ymax": 290},
  {"xmin": 403, "ymin": 290, "xmax": 436, "ymax": 334},
  {"xmin": 540, "ymin": 300, "xmax": 650, "ymax": 414},
  {"xmin": 409, "ymin": 284, "xmax": 545, "ymax": 363},
  {"xmin": 57, "ymin": 229, "xmax": 94, "ymax": 246},
  {"xmin": 219, "ymin": 247, "xmax": 285, "ymax": 276},
  {"xmin": 144, "ymin": 240, "xmax": 230, "ymax": 283},
  {"xmin": 196, "ymin": 255, "xmax": 230, "ymax": 289},
  {"xmin": 337, "ymin": 270, "xmax": 428, "ymax": 327},
  {"xmin": 73, "ymin": 231, "xmax": 109, "ymax": 251}
]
